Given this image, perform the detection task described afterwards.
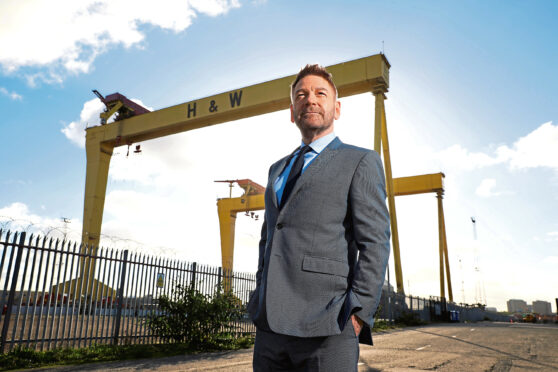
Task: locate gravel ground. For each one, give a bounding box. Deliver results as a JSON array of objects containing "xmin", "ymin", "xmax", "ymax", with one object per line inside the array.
[{"xmin": 30, "ymin": 322, "xmax": 558, "ymax": 372}]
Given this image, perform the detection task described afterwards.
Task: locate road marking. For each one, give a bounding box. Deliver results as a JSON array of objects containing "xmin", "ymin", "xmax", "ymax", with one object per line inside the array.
[
  {"xmin": 358, "ymin": 362, "xmax": 365, "ymax": 365},
  {"xmin": 416, "ymin": 344, "xmax": 431, "ymax": 351},
  {"xmin": 470, "ymin": 328, "xmax": 475, "ymax": 331},
  {"xmin": 452, "ymin": 335, "xmax": 456, "ymax": 338}
]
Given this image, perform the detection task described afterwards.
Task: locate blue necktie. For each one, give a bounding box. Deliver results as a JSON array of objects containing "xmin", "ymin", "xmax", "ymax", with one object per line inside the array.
[{"xmin": 280, "ymin": 145, "xmax": 312, "ymax": 210}]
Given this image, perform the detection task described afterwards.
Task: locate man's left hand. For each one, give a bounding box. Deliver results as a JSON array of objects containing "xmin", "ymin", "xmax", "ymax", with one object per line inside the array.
[{"xmin": 351, "ymin": 314, "xmax": 364, "ymax": 337}]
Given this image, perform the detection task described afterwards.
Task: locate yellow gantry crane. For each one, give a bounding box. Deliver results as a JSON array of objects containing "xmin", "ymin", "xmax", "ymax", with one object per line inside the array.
[
  {"xmin": 390, "ymin": 173, "xmax": 453, "ymax": 301},
  {"xmin": 216, "ymin": 173, "xmax": 453, "ymax": 301},
  {"xmin": 78, "ymin": 53, "xmax": 453, "ymax": 301},
  {"xmin": 215, "ymin": 179, "xmax": 265, "ymax": 272}
]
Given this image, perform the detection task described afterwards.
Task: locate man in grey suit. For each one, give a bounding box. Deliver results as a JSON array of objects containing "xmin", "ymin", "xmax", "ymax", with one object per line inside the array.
[{"xmin": 248, "ymin": 64, "xmax": 390, "ymax": 371}]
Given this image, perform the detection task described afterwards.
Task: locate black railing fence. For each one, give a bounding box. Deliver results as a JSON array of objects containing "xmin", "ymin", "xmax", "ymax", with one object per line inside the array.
[
  {"xmin": 0, "ymin": 230, "xmax": 256, "ymax": 352},
  {"xmin": 1, "ymin": 229, "xmax": 511, "ymax": 354}
]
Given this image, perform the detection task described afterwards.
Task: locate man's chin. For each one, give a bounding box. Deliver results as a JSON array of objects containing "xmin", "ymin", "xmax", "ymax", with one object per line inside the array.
[{"xmin": 298, "ymin": 119, "xmax": 325, "ymax": 129}]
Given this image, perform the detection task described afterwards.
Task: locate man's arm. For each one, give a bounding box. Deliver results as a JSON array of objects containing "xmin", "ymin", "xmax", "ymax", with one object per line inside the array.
[
  {"xmin": 255, "ymin": 164, "xmax": 274, "ymax": 288},
  {"xmin": 348, "ymin": 150, "xmax": 391, "ymax": 327},
  {"xmin": 255, "ymin": 218, "xmax": 267, "ymax": 288}
]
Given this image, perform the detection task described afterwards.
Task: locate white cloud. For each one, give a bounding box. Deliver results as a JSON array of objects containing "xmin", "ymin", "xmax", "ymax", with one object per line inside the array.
[
  {"xmin": 476, "ymin": 178, "xmax": 500, "ymax": 197},
  {"xmin": 0, "ymin": 202, "xmax": 81, "ymax": 240},
  {"xmin": 61, "ymin": 98, "xmax": 105, "ymax": 147},
  {"xmin": 0, "ymin": 0, "xmax": 240, "ymax": 83},
  {"xmin": 546, "ymin": 231, "xmax": 558, "ymax": 242},
  {"xmin": 543, "ymin": 256, "xmax": 558, "ymax": 265},
  {"xmin": 0, "ymin": 86, "xmax": 22, "ymax": 100},
  {"xmin": 426, "ymin": 121, "xmax": 558, "ymax": 174},
  {"xmin": 496, "ymin": 121, "xmax": 558, "ymax": 170},
  {"xmin": 0, "ymin": 201, "xmax": 165, "ymax": 255},
  {"xmin": 435, "ymin": 144, "xmax": 505, "ymax": 171}
]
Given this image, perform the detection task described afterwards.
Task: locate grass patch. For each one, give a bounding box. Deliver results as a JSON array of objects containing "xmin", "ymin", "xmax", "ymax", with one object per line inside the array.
[
  {"xmin": 373, "ymin": 313, "xmax": 429, "ymax": 332},
  {"xmin": 0, "ymin": 336, "xmax": 254, "ymax": 371},
  {"xmin": 395, "ymin": 311, "xmax": 427, "ymax": 326},
  {"xmin": 372, "ymin": 319, "xmax": 401, "ymax": 332}
]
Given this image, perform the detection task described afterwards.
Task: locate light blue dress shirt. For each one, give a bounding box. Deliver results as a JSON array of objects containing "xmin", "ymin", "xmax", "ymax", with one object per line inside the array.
[{"xmin": 274, "ymin": 132, "xmax": 337, "ymax": 205}]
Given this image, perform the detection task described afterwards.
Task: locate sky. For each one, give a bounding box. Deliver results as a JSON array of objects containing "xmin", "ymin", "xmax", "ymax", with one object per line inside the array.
[{"xmin": 1, "ymin": 0, "xmax": 557, "ymax": 313}]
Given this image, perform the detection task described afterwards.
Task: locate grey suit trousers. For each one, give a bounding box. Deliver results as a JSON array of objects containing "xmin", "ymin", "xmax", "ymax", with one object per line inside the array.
[{"xmin": 253, "ymin": 320, "xmax": 359, "ymax": 371}]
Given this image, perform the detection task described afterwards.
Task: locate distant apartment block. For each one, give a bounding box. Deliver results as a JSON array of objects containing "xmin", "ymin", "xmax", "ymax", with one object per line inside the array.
[
  {"xmin": 507, "ymin": 299, "xmax": 528, "ymax": 313},
  {"xmin": 532, "ymin": 300, "xmax": 552, "ymax": 315}
]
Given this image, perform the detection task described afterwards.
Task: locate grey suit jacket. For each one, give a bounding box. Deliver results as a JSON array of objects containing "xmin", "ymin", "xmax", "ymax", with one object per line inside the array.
[{"xmin": 247, "ymin": 137, "xmax": 390, "ymax": 339}]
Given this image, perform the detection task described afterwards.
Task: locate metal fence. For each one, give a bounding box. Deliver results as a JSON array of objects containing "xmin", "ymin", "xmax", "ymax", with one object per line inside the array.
[
  {"xmin": 377, "ymin": 291, "xmax": 512, "ymax": 324},
  {"xmin": 0, "ymin": 230, "xmax": 256, "ymax": 353}
]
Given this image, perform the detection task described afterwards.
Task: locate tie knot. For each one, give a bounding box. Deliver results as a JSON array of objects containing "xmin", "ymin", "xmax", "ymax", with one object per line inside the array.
[{"xmin": 299, "ymin": 145, "xmax": 312, "ymax": 156}]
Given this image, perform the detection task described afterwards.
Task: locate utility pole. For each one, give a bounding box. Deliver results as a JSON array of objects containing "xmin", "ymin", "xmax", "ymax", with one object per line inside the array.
[
  {"xmin": 471, "ymin": 217, "xmax": 486, "ymax": 305},
  {"xmin": 61, "ymin": 217, "xmax": 71, "ymax": 241}
]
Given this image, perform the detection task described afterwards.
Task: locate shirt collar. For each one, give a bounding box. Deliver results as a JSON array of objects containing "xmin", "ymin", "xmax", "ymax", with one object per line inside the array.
[{"xmin": 300, "ymin": 132, "xmax": 336, "ymax": 154}]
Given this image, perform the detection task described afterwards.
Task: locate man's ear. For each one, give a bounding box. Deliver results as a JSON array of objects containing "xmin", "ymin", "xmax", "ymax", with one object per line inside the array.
[
  {"xmin": 290, "ymin": 104, "xmax": 295, "ymax": 123},
  {"xmin": 334, "ymin": 100, "xmax": 341, "ymax": 120}
]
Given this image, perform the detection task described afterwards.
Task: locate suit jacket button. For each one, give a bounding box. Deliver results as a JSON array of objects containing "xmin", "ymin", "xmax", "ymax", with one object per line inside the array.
[{"xmin": 276, "ymin": 223, "xmax": 283, "ymax": 230}]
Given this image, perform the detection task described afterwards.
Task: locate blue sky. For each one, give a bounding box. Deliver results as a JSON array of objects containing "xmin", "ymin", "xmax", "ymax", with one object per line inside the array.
[{"xmin": 1, "ymin": 0, "xmax": 557, "ymax": 312}]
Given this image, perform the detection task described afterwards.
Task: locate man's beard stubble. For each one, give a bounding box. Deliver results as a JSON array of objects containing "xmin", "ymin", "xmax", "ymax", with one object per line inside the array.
[{"xmin": 295, "ymin": 108, "xmax": 335, "ymax": 138}]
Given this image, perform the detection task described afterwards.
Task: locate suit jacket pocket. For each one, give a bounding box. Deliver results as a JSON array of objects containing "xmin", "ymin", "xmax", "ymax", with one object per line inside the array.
[{"xmin": 302, "ymin": 255, "xmax": 349, "ymax": 278}]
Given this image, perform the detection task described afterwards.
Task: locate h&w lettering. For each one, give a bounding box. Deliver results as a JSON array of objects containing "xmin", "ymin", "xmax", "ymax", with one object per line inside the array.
[{"xmin": 229, "ymin": 90, "xmax": 243, "ymax": 108}]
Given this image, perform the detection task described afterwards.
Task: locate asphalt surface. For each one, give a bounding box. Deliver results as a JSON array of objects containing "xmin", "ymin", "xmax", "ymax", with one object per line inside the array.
[{"xmin": 33, "ymin": 322, "xmax": 558, "ymax": 371}]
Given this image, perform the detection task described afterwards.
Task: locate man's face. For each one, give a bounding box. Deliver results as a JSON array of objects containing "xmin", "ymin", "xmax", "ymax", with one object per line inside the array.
[{"xmin": 290, "ymin": 74, "xmax": 340, "ymax": 136}]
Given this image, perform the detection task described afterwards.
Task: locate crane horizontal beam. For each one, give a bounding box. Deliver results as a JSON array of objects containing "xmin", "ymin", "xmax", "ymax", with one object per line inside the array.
[
  {"xmin": 85, "ymin": 54, "xmax": 390, "ymax": 147},
  {"xmin": 393, "ymin": 173, "xmax": 445, "ymax": 196},
  {"xmin": 217, "ymin": 194, "xmax": 265, "ymax": 214},
  {"xmin": 216, "ymin": 172, "xmax": 445, "ymax": 216}
]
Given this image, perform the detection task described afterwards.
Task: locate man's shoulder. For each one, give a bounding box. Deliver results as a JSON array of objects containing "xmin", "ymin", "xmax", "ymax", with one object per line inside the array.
[
  {"xmin": 335, "ymin": 141, "xmax": 380, "ymax": 162},
  {"xmin": 336, "ymin": 141, "xmax": 371, "ymax": 153}
]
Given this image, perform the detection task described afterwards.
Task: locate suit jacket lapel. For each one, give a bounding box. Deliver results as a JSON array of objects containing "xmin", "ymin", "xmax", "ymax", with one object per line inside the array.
[
  {"xmin": 284, "ymin": 137, "xmax": 342, "ymax": 208},
  {"xmin": 268, "ymin": 147, "xmax": 299, "ymax": 209},
  {"xmin": 269, "ymin": 164, "xmax": 283, "ymax": 209}
]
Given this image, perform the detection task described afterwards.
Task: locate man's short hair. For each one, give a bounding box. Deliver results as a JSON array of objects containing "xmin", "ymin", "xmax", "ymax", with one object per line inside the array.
[{"xmin": 291, "ymin": 64, "xmax": 338, "ymax": 101}]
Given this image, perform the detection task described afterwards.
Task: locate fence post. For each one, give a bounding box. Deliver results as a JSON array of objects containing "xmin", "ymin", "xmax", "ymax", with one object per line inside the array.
[
  {"xmin": 217, "ymin": 267, "xmax": 222, "ymax": 290},
  {"xmin": 113, "ymin": 249, "xmax": 128, "ymax": 345},
  {"xmin": 0, "ymin": 232, "xmax": 26, "ymax": 353},
  {"xmin": 386, "ymin": 265, "xmax": 393, "ymax": 324},
  {"xmin": 191, "ymin": 262, "xmax": 197, "ymax": 289}
]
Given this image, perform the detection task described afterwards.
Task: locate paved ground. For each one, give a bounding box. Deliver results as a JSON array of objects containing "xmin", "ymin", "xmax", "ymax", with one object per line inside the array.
[{"xmin": 34, "ymin": 322, "xmax": 558, "ymax": 371}]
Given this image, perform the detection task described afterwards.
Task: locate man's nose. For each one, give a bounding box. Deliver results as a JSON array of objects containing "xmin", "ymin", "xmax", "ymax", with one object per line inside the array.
[{"xmin": 305, "ymin": 92, "xmax": 318, "ymax": 104}]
